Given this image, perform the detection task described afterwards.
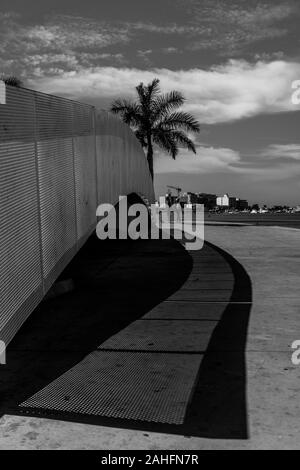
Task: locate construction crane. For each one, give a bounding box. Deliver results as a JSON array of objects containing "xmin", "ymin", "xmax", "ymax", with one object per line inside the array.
[{"xmin": 167, "ymin": 185, "xmax": 182, "ymax": 197}]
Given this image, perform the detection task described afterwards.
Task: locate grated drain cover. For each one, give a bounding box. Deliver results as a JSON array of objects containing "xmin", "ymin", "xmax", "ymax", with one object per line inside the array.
[{"xmin": 20, "ymin": 351, "xmax": 202, "ymax": 425}]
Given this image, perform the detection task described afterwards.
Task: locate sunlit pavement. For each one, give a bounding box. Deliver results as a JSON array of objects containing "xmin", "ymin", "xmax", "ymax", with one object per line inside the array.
[{"xmin": 0, "ymin": 225, "xmax": 299, "ymax": 449}]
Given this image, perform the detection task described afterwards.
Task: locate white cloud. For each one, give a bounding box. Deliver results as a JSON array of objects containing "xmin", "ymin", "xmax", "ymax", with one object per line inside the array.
[
  {"xmin": 21, "ymin": 17, "xmax": 130, "ymax": 51},
  {"xmin": 259, "ymin": 144, "xmax": 300, "ymax": 160},
  {"xmin": 154, "ymin": 141, "xmax": 300, "ymax": 180},
  {"xmin": 254, "ymin": 51, "xmax": 285, "ymax": 61},
  {"xmin": 162, "ymin": 47, "xmax": 179, "ymax": 54},
  {"xmin": 229, "ymin": 142, "xmax": 300, "ymax": 181},
  {"xmin": 129, "ymin": 22, "xmax": 203, "ymax": 35},
  {"xmin": 28, "ymin": 60, "xmax": 300, "ymax": 124},
  {"xmin": 0, "ymin": 13, "xmax": 130, "ymax": 77},
  {"xmin": 154, "ymin": 146, "xmax": 241, "ymax": 174},
  {"xmin": 230, "ymin": 162, "xmax": 300, "ymax": 181},
  {"xmin": 186, "ymin": 0, "xmax": 297, "ymax": 53},
  {"xmin": 137, "ymin": 49, "xmax": 153, "ymax": 66}
]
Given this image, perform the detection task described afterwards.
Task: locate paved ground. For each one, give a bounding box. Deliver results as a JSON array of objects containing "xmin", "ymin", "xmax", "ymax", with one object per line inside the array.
[
  {"xmin": 0, "ymin": 225, "xmax": 299, "ymax": 449},
  {"xmin": 205, "ymin": 213, "xmax": 300, "ymax": 229}
]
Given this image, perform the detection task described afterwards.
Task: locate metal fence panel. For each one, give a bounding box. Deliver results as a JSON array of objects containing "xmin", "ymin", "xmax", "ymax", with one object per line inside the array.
[
  {"xmin": 0, "ymin": 88, "xmax": 43, "ymax": 344},
  {"xmin": 37, "ymin": 137, "xmax": 77, "ymax": 291},
  {"xmin": 73, "ymin": 135, "xmax": 97, "ymax": 244},
  {"xmin": 0, "ymin": 84, "xmax": 154, "ymax": 345},
  {"xmin": 73, "ymin": 103, "xmax": 96, "ymax": 246}
]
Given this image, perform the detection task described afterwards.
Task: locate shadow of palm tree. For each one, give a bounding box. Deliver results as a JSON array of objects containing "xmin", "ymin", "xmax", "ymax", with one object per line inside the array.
[
  {"xmin": 0, "ymin": 199, "xmax": 251, "ymax": 440},
  {"xmin": 0, "ymin": 234, "xmax": 193, "ymax": 417}
]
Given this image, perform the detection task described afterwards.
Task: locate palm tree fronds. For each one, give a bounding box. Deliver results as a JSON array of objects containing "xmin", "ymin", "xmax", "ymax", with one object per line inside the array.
[
  {"xmin": 136, "ymin": 82, "xmax": 147, "ymax": 106},
  {"xmin": 146, "ymin": 78, "xmax": 161, "ymax": 101},
  {"xmin": 135, "ymin": 129, "xmax": 147, "ymax": 147},
  {"xmin": 152, "ymin": 129, "xmax": 179, "ymax": 159},
  {"xmin": 110, "ymin": 99, "xmax": 142, "ymax": 127},
  {"xmin": 152, "ymin": 91, "xmax": 185, "ymax": 122},
  {"xmin": 1, "ymin": 75, "xmax": 22, "ymax": 87},
  {"xmin": 110, "ymin": 77, "xmax": 200, "ymax": 180},
  {"xmin": 157, "ymin": 111, "xmax": 200, "ymax": 133},
  {"xmin": 169, "ymin": 130, "xmax": 197, "ymax": 153}
]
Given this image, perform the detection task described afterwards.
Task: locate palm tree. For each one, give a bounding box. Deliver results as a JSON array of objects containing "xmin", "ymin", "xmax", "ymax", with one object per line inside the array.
[
  {"xmin": 110, "ymin": 78, "xmax": 200, "ymax": 180},
  {"xmin": 1, "ymin": 75, "xmax": 22, "ymax": 87}
]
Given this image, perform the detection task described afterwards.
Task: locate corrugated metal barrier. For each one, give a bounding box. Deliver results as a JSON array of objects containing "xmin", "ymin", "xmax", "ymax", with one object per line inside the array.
[{"xmin": 0, "ymin": 84, "xmax": 155, "ymax": 345}]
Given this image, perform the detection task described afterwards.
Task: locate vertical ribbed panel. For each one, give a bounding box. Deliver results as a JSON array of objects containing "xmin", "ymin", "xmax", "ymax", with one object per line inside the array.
[
  {"xmin": 72, "ymin": 102, "xmax": 94, "ymax": 137},
  {"xmin": 73, "ymin": 135, "xmax": 97, "ymax": 243},
  {"xmin": 35, "ymin": 93, "xmax": 76, "ymax": 290},
  {"xmin": 35, "ymin": 92, "xmax": 73, "ymax": 140},
  {"xmin": 0, "ymin": 85, "xmax": 154, "ymax": 345},
  {"xmin": 73, "ymin": 103, "xmax": 96, "ymax": 244},
  {"xmin": 94, "ymin": 111, "xmax": 154, "ymax": 206},
  {"xmin": 0, "ymin": 86, "xmax": 35, "ymax": 142},
  {"xmin": 0, "ymin": 88, "xmax": 43, "ymax": 344},
  {"xmin": 37, "ymin": 137, "xmax": 77, "ymax": 290}
]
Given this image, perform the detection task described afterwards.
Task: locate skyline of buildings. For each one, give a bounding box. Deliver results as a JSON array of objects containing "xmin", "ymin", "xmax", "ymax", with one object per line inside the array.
[{"xmin": 162, "ymin": 189, "xmax": 300, "ymax": 211}]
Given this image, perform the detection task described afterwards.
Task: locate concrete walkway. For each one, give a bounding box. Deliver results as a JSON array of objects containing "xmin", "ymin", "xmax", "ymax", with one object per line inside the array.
[
  {"xmin": 18, "ymin": 241, "xmax": 246, "ymax": 437},
  {"xmin": 0, "ymin": 226, "xmax": 299, "ymax": 449}
]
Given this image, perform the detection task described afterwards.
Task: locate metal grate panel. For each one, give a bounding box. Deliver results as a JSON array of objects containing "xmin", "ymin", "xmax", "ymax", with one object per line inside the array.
[{"xmin": 20, "ymin": 351, "xmax": 202, "ymax": 425}]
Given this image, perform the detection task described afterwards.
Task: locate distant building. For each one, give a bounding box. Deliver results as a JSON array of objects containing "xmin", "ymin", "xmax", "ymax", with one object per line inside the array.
[
  {"xmin": 187, "ymin": 192, "xmax": 198, "ymax": 204},
  {"xmin": 159, "ymin": 196, "xmax": 166, "ymax": 208},
  {"xmin": 216, "ymin": 193, "xmax": 236, "ymax": 208},
  {"xmin": 236, "ymin": 199, "xmax": 249, "ymax": 210},
  {"xmin": 197, "ymin": 193, "xmax": 217, "ymax": 209},
  {"xmin": 216, "ymin": 193, "xmax": 248, "ymax": 210}
]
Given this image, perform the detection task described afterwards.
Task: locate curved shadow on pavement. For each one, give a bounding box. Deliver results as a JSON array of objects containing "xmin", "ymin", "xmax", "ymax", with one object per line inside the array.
[
  {"xmin": 182, "ymin": 241, "xmax": 252, "ymax": 439},
  {"xmin": 0, "ymin": 235, "xmax": 193, "ymax": 417},
  {"xmin": 1, "ymin": 211, "xmax": 252, "ymax": 441},
  {"xmin": 11, "ymin": 238, "xmax": 251, "ymax": 442}
]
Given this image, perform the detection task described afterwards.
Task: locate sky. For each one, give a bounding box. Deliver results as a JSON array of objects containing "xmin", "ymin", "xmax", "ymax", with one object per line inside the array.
[{"xmin": 1, "ymin": 0, "xmax": 300, "ymax": 205}]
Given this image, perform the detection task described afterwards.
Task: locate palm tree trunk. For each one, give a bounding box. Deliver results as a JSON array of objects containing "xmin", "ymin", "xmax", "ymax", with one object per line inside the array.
[{"xmin": 147, "ymin": 134, "xmax": 154, "ymax": 180}]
